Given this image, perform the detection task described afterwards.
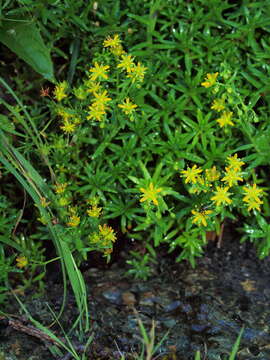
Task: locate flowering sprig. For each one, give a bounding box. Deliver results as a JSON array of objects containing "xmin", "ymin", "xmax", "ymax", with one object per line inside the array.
[
  {"xmin": 89, "ymin": 62, "xmax": 110, "ymax": 81},
  {"xmin": 181, "ymin": 165, "xmax": 203, "ymax": 184},
  {"xmin": 243, "ymin": 184, "xmax": 264, "ymax": 212},
  {"xmin": 53, "ymin": 81, "xmax": 68, "ymax": 102},
  {"xmin": 140, "ymin": 182, "xmax": 163, "ymax": 206},
  {"xmin": 201, "ymin": 71, "xmax": 235, "ymax": 128},
  {"xmin": 52, "ymin": 35, "xmax": 147, "ymax": 131},
  {"xmin": 201, "ymin": 72, "xmax": 219, "ymax": 88},
  {"xmin": 16, "ymin": 255, "xmax": 28, "ymax": 269},
  {"xmin": 180, "ymin": 154, "xmax": 265, "ymax": 228}
]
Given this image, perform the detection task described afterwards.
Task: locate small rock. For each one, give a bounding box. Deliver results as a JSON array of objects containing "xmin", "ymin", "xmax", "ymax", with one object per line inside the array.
[
  {"xmin": 102, "ymin": 287, "xmax": 122, "ymax": 304},
  {"xmin": 122, "ymin": 292, "xmax": 136, "ymax": 306},
  {"xmin": 139, "ymin": 291, "xmax": 157, "ymax": 306},
  {"xmin": 163, "ymin": 300, "xmax": 182, "ymax": 313}
]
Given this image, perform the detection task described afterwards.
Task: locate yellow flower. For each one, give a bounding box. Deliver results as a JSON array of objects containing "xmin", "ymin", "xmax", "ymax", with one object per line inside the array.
[
  {"xmin": 99, "ymin": 224, "xmax": 117, "ymax": 244},
  {"xmin": 181, "ymin": 165, "xmax": 203, "ymax": 184},
  {"xmin": 58, "ymin": 197, "xmax": 70, "ymax": 207},
  {"xmin": 40, "ymin": 197, "xmax": 50, "ymax": 208},
  {"xmin": 16, "ymin": 255, "xmax": 28, "ymax": 268},
  {"xmin": 211, "ymin": 98, "xmax": 225, "ymax": 112},
  {"xmin": 89, "ymin": 62, "xmax": 110, "ymax": 81},
  {"xmin": 54, "ymin": 81, "xmax": 68, "ymax": 102},
  {"xmin": 201, "ymin": 72, "xmax": 219, "ymax": 88},
  {"xmin": 244, "ymin": 197, "xmax": 263, "ymax": 212},
  {"xmin": 67, "ymin": 215, "xmax": 80, "ymax": 227},
  {"xmin": 205, "ymin": 166, "xmax": 220, "ymax": 182},
  {"xmin": 226, "ymin": 154, "xmax": 245, "ymax": 171},
  {"xmin": 87, "ymin": 104, "xmax": 106, "ymax": 122},
  {"xmin": 216, "ymin": 111, "xmax": 234, "ymax": 127},
  {"xmin": 54, "ymin": 183, "xmax": 68, "ymax": 194},
  {"xmin": 117, "ymin": 54, "xmax": 135, "ymax": 73},
  {"xmin": 56, "ymin": 107, "xmax": 72, "ymax": 121},
  {"xmin": 191, "ymin": 209, "xmax": 212, "ymax": 227},
  {"xmin": 110, "ymin": 44, "xmax": 125, "ymax": 56},
  {"xmin": 92, "ymin": 90, "xmax": 112, "ymax": 107},
  {"xmin": 103, "ymin": 34, "xmax": 121, "ymax": 48},
  {"xmin": 211, "ymin": 186, "xmax": 232, "ymax": 206},
  {"xmin": 189, "ymin": 175, "xmax": 210, "ymax": 193},
  {"xmin": 127, "ymin": 62, "xmax": 147, "ymax": 83},
  {"xmin": 87, "ymin": 205, "xmax": 102, "ymax": 218},
  {"xmin": 243, "ymin": 184, "xmax": 263, "ymax": 203},
  {"xmin": 140, "ymin": 182, "xmax": 162, "ymax": 206},
  {"xmin": 85, "ymin": 81, "xmax": 101, "ymax": 94},
  {"xmin": 221, "ymin": 167, "xmax": 243, "ymax": 187},
  {"xmin": 60, "ymin": 120, "xmax": 76, "ymax": 133},
  {"xmin": 118, "ymin": 98, "xmax": 137, "ymax": 116}
]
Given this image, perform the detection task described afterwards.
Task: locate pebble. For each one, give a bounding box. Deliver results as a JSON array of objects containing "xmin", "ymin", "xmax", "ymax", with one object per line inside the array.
[
  {"xmin": 102, "ymin": 287, "xmax": 122, "ymax": 305},
  {"xmin": 122, "ymin": 291, "xmax": 136, "ymax": 306}
]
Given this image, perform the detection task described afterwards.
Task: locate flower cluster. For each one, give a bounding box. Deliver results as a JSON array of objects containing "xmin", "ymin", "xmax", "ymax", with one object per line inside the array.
[
  {"xmin": 180, "ymin": 154, "xmax": 264, "ymax": 227},
  {"xmin": 201, "ymin": 72, "xmax": 236, "ymax": 128},
  {"xmin": 51, "ymin": 182, "xmax": 116, "ymax": 257},
  {"xmin": 56, "ymin": 107, "xmax": 81, "ymax": 134},
  {"xmin": 103, "ymin": 35, "xmax": 147, "ymax": 85},
  {"xmin": 103, "ymin": 34, "xmax": 125, "ymax": 56},
  {"xmin": 243, "ymin": 184, "xmax": 263, "ymax": 212},
  {"xmin": 54, "ymin": 182, "xmax": 68, "ymax": 194},
  {"xmin": 67, "ymin": 207, "xmax": 80, "ymax": 227},
  {"xmin": 53, "ymin": 180, "xmax": 71, "ymax": 208},
  {"xmin": 87, "ymin": 197, "xmax": 102, "ymax": 218},
  {"xmin": 89, "ymin": 224, "xmax": 116, "ymax": 250},
  {"xmin": 51, "ymin": 35, "xmax": 146, "ymax": 129},
  {"xmin": 87, "ymin": 87, "xmax": 112, "ymax": 123},
  {"xmin": 53, "ymin": 81, "xmax": 68, "ymax": 102}
]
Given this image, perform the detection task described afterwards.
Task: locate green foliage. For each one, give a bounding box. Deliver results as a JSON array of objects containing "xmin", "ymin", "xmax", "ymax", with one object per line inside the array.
[
  {"xmin": 0, "ymin": 3, "xmax": 269, "ymax": 357},
  {"xmin": 0, "ymin": 10, "xmax": 54, "ymax": 81},
  {"xmin": 240, "ymin": 214, "xmax": 270, "ymax": 259},
  {"xmin": 0, "ymin": 194, "xmax": 24, "ymax": 303},
  {"xmin": 32, "ymin": 36, "xmax": 267, "ymax": 275},
  {"xmin": 1, "ymin": 0, "xmax": 270, "ymax": 283},
  {"xmin": 126, "ymin": 251, "xmax": 155, "ymax": 281},
  {"xmin": 13, "ymin": 233, "xmax": 46, "ymax": 292},
  {"xmin": 0, "ymin": 127, "xmax": 90, "ymax": 331},
  {"xmin": 195, "ymin": 326, "xmax": 244, "ymax": 360}
]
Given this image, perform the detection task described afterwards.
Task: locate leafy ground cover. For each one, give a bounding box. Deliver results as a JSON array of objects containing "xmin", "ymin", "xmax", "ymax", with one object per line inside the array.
[{"xmin": 0, "ymin": 0, "xmax": 270, "ymax": 358}]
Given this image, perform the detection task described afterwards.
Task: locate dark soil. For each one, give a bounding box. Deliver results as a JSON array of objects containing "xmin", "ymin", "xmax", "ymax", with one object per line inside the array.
[{"xmin": 1, "ymin": 225, "xmax": 270, "ymax": 360}]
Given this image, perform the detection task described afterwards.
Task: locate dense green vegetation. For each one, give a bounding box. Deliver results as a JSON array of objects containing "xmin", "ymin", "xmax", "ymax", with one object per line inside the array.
[{"xmin": 0, "ymin": 0, "xmax": 269, "ymax": 358}]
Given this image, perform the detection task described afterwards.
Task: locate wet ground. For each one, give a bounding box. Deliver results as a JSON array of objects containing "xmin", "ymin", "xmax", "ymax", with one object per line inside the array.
[{"xmin": 1, "ymin": 226, "xmax": 270, "ymax": 360}]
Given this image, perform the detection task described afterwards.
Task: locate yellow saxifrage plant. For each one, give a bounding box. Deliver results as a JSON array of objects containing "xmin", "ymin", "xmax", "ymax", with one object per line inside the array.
[
  {"xmin": 52, "ymin": 34, "xmax": 147, "ymax": 131},
  {"xmin": 180, "ymin": 154, "xmax": 265, "ymax": 234},
  {"xmin": 46, "ymin": 35, "xmax": 148, "ymax": 263}
]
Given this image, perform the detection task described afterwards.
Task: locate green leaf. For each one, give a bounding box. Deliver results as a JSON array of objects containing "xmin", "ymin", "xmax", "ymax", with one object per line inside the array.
[
  {"xmin": 0, "ymin": 18, "xmax": 55, "ymax": 82},
  {"xmin": 229, "ymin": 327, "xmax": 244, "ymax": 360}
]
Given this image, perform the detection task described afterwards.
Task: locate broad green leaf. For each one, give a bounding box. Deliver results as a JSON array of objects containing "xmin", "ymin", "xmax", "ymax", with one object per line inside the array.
[{"xmin": 0, "ymin": 18, "xmax": 55, "ymax": 82}]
